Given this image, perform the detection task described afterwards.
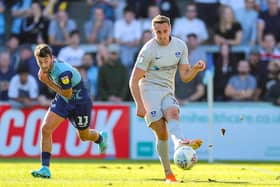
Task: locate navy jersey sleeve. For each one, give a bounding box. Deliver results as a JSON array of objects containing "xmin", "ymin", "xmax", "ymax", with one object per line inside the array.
[{"xmin": 58, "ymin": 71, "xmax": 73, "ymax": 89}]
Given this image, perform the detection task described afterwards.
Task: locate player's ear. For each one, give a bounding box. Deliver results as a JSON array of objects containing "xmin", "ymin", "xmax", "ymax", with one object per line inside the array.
[{"xmin": 50, "ymin": 55, "xmax": 54, "ymax": 61}]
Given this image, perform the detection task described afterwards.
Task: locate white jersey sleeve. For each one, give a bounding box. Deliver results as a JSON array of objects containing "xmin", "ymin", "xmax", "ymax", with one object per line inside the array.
[
  {"xmin": 136, "ymin": 37, "xmax": 189, "ymax": 91},
  {"xmin": 179, "ymin": 40, "xmax": 189, "ymax": 65},
  {"xmin": 135, "ymin": 41, "xmax": 153, "ymax": 71}
]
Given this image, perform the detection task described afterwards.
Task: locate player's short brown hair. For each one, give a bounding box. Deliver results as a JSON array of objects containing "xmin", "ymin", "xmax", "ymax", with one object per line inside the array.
[
  {"xmin": 34, "ymin": 44, "xmax": 52, "ymax": 59},
  {"xmin": 152, "ymin": 15, "xmax": 171, "ymax": 28}
]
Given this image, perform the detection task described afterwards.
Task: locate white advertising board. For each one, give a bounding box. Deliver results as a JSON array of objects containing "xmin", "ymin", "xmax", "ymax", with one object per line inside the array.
[{"xmin": 130, "ymin": 102, "xmax": 280, "ymax": 161}]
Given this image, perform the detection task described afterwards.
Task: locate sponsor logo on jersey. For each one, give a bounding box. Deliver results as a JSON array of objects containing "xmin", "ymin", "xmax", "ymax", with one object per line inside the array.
[{"xmin": 61, "ymin": 76, "xmax": 70, "ymax": 85}]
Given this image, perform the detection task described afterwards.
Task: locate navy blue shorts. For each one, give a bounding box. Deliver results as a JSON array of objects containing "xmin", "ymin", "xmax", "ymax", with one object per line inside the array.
[{"xmin": 50, "ymin": 95, "xmax": 92, "ymax": 130}]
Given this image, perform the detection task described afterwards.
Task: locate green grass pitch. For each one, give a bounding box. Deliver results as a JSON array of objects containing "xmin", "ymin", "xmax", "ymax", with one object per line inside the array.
[{"xmin": 0, "ymin": 159, "xmax": 280, "ymax": 187}]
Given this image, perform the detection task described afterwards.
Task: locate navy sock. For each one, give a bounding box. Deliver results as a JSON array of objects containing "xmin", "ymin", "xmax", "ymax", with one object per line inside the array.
[
  {"xmin": 41, "ymin": 152, "xmax": 51, "ymax": 167},
  {"xmin": 94, "ymin": 134, "xmax": 103, "ymax": 144}
]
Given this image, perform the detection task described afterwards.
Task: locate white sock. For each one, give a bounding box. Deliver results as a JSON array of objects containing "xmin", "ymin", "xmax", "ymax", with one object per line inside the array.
[
  {"xmin": 167, "ymin": 119, "xmax": 184, "ymax": 149},
  {"xmin": 156, "ymin": 139, "xmax": 172, "ymax": 176}
]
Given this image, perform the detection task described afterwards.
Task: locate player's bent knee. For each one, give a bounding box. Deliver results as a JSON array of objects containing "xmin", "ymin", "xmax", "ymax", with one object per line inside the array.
[
  {"xmin": 41, "ymin": 125, "xmax": 53, "ymax": 136},
  {"xmin": 164, "ymin": 107, "xmax": 179, "ymax": 120}
]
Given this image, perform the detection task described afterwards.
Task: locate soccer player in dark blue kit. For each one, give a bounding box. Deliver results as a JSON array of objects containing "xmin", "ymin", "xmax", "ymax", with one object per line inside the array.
[{"xmin": 31, "ymin": 44, "xmax": 107, "ymax": 178}]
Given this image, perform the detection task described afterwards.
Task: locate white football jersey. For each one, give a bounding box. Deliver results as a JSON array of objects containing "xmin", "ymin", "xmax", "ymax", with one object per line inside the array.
[{"xmin": 135, "ymin": 36, "xmax": 189, "ymax": 93}]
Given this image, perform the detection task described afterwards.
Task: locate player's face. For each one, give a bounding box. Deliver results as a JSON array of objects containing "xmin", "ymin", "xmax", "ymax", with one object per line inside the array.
[
  {"xmin": 37, "ymin": 55, "xmax": 53, "ymax": 73},
  {"xmin": 153, "ymin": 22, "xmax": 171, "ymax": 46}
]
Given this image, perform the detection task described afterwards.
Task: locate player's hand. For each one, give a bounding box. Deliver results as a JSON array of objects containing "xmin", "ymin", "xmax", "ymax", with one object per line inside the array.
[
  {"xmin": 136, "ymin": 104, "xmax": 146, "ymax": 118},
  {"xmin": 193, "ymin": 60, "xmax": 206, "ymax": 72},
  {"xmin": 38, "ymin": 69, "xmax": 50, "ymax": 84}
]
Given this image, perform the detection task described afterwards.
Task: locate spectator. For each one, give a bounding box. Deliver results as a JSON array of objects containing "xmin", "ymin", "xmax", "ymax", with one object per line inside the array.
[
  {"xmin": 126, "ymin": 0, "xmax": 154, "ymax": 18},
  {"xmin": 214, "ymin": 43, "xmax": 238, "ymax": 101},
  {"xmin": 157, "ymin": 0, "xmax": 180, "ymax": 24},
  {"xmin": 139, "ymin": 30, "xmax": 153, "ymax": 47},
  {"xmin": 173, "ymin": 3, "xmax": 208, "ymax": 43},
  {"xmin": 114, "ymin": 6, "xmax": 141, "ymax": 72},
  {"xmin": 10, "ymin": 0, "xmax": 32, "ymax": 35},
  {"xmin": 257, "ymin": 0, "xmax": 280, "ymax": 45},
  {"xmin": 20, "ymin": 2, "xmax": 50, "ymax": 44},
  {"xmin": 0, "ymin": 51, "xmax": 15, "ymax": 101},
  {"xmin": 96, "ymin": 44, "xmax": 110, "ymax": 67},
  {"xmin": 5, "ymin": 34, "xmax": 20, "ymax": 70},
  {"xmin": 133, "ymin": 30, "xmax": 153, "ymax": 67},
  {"xmin": 259, "ymin": 33, "xmax": 280, "ymax": 63},
  {"xmin": 235, "ymin": 0, "xmax": 258, "ymax": 45},
  {"xmin": 256, "ymin": 0, "xmax": 280, "ymax": 11},
  {"xmin": 214, "ymin": 5, "xmax": 243, "ymax": 46},
  {"xmin": 48, "ymin": 10, "xmax": 77, "ymax": 51},
  {"xmin": 8, "ymin": 62, "xmax": 39, "ymax": 109},
  {"xmin": 81, "ymin": 53, "xmax": 99, "ymax": 99},
  {"xmin": 225, "ymin": 60, "xmax": 257, "ymax": 101},
  {"xmin": 84, "ymin": 7, "xmax": 113, "ymax": 45},
  {"xmin": 97, "ymin": 48, "xmax": 129, "ymax": 102},
  {"xmin": 18, "ymin": 44, "xmax": 39, "ymax": 81},
  {"xmin": 87, "ymin": 0, "xmax": 118, "ymax": 21},
  {"xmin": 220, "ymin": 0, "xmax": 246, "ymax": 13},
  {"xmin": 114, "ymin": 0, "xmax": 126, "ymax": 20},
  {"xmin": 57, "ymin": 30, "xmax": 85, "ymax": 67},
  {"xmin": 264, "ymin": 71, "xmax": 280, "ymax": 105},
  {"xmin": 141, "ymin": 4, "xmax": 160, "ymax": 32},
  {"xmin": 175, "ymin": 72, "xmax": 205, "ymax": 105},
  {"xmin": 265, "ymin": 61, "xmax": 280, "ymax": 91},
  {"xmin": 194, "ymin": 0, "xmax": 219, "ymax": 30},
  {"xmin": 247, "ymin": 47, "xmax": 267, "ymax": 100},
  {"xmin": 187, "ymin": 33, "xmax": 207, "ymax": 66},
  {"xmin": 42, "ymin": 0, "xmax": 68, "ymax": 20},
  {"xmin": 0, "ymin": 0, "xmax": 5, "ymax": 45}
]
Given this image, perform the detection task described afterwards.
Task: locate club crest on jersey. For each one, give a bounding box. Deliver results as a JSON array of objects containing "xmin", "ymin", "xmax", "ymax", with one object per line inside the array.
[
  {"xmin": 151, "ymin": 111, "xmax": 157, "ymax": 117},
  {"xmin": 61, "ymin": 76, "xmax": 70, "ymax": 85},
  {"xmin": 175, "ymin": 51, "xmax": 181, "ymax": 58}
]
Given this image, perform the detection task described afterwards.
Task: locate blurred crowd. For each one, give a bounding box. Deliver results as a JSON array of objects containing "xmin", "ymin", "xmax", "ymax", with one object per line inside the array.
[{"xmin": 0, "ymin": 0, "xmax": 280, "ymax": 108}]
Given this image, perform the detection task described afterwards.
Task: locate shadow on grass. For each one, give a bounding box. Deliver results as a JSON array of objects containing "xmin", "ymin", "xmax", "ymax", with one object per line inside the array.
[
  {"xmin": 146, "ymin": 178, "xmax": 164, "ymax": 182},
  {"xmin": 192, "ymin": 179, "xmax": 250, "ymax": 184},
  {"xmin": 182, "ymin": 179, "xmax": 278, "ymax": 186},
  {"xmin": 147, "ymin": 178, "xmax": 251, "ymax": 184}
]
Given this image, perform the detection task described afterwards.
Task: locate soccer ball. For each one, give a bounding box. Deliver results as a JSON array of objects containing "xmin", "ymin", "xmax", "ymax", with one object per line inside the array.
[{"xmin": 173, "ymin": 145, "xmax": 198, "ymax": 170}]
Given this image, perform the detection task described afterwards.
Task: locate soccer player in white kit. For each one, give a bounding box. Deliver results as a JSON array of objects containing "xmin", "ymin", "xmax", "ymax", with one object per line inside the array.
[{"xmin": 129, "ymin": 15, "xmax": 206, "ymax": 182}]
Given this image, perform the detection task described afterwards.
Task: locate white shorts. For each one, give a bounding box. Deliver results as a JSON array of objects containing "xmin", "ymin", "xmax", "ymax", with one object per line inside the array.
[{"xmin": 141, "ymin": 86, "xmax": 179, "ymax": 126}]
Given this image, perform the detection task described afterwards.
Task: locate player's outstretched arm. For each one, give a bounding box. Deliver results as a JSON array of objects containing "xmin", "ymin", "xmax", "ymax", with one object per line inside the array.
[{"xmin": 178, "ymin": 60, "xmax": 206, "ymax": 83}]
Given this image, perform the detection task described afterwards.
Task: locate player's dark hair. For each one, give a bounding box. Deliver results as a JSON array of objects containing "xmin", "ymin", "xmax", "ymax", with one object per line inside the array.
[{"xmin": 34, "ymin": 44, "xmax": 52, "ymax": 58}]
